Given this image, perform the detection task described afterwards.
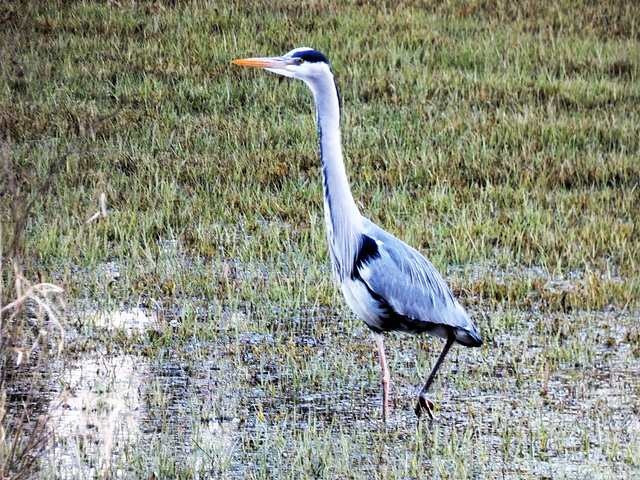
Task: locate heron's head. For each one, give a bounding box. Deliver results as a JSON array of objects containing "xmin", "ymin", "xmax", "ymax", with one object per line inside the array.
[{"xmin": 232, "ymin": 47, "xmax": 331, "ymax": 85}]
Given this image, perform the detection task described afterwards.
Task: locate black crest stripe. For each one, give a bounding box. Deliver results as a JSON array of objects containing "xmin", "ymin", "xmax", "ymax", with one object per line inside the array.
[{"xmin": 292, "ymin": 49, "xmax": 330, "ymax": 64}]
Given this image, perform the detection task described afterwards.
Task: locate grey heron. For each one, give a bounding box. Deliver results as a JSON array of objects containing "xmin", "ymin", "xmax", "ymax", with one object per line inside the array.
[{"xmin": 233, "ymin": 47, "xmax": 482, "ymax": 421}]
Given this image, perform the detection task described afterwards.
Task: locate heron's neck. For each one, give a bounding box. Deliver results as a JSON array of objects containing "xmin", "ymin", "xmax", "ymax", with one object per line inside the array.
[
  {"xmin": 308, "ymin": 73, "xmax": 360, "ymax": 281},
  {"xmin": 310, "ymin": 79, "xmax": 359, "ymax": 217}
]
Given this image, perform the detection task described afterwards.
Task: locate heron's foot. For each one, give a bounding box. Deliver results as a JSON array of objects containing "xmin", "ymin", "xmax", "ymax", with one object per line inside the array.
[{"xmin": 415, "ymin": 393, "xmax": 435, "ymax": 419}]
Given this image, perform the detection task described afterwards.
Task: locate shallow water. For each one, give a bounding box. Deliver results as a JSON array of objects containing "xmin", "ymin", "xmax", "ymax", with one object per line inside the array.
[{"xmin": 33, "ymin": 298, "xmax": 639, "ymax": 479}]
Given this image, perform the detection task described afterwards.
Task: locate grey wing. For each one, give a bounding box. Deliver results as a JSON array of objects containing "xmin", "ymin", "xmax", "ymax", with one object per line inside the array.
[{"xmin": 357, "ymin": 219, "xmax": 482, "ymax": 347}]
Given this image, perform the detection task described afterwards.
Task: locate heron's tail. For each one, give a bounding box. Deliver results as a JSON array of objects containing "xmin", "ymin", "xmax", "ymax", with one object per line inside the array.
[{"xmin": 455, "ymin": 324, "xmax": 483, "ymax": 347}]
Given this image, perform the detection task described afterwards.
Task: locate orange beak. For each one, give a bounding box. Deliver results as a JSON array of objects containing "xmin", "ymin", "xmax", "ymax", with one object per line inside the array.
[{"xmin": 232, "ymin": 57, "xmax": 287, "ymax": 69}]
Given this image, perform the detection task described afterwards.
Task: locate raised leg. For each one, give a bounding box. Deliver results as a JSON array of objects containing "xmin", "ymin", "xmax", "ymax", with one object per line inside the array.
[
  {"xmin": 374, "ymin": 334, "xmax": 390, "ymax": 422},
  {"xmin": 415, "ymin": 334, "xmax": 455, "ymax": 419}
]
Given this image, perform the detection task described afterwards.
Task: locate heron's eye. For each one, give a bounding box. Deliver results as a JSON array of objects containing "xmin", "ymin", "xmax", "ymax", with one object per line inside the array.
[{"xmin": 294, "ymin": 58, "xmax": 304, "ymax": 65}]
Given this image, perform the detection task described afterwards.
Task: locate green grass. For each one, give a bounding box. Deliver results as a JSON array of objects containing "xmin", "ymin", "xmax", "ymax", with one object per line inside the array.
[{"xmin": 1, "ymin": 0, "xmax": 639, "ymax": 478}]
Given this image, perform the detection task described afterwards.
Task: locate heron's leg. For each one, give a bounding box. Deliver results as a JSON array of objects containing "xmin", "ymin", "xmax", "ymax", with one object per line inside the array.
[
  {"xmin": 415, "ymin": 334, "xmax": 455, "ymax": 419},
  {"xmin": 374, "ymin": 334, "xmax": 390, "ymax": 422}
]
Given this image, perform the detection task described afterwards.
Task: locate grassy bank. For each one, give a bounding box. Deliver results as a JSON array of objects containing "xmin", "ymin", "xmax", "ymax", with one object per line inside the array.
[{"xmin": 1, "ymin": 0, "xmax": 638, "ymax": 478}]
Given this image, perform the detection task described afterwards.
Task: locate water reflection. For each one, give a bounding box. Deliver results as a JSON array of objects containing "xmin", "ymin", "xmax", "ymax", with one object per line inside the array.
[
  {"xmin": 52, "ymin": 354, "xmax": 146, "ymax": 477},
  {"xmin": 46, "ymin": 308, "xmax": 154, "ymax": 477},
  {"xmin": 49, "ymin": 306, "xmax": 245, "ymax": 478},
  {"xmin": 86, "ymin": 306, "xmax": 156, "ymax": 332}
]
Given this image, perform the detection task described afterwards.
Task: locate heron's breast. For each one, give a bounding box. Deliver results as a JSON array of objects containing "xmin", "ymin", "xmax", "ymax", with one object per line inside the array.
[{"xmin": 341, "ymin": 277, "xmax": 385, "ymax": 328}]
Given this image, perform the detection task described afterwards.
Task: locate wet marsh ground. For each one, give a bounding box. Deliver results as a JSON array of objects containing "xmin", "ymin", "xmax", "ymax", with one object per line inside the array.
[{"xmin": 1, "ymin": 1, "xmax": 639, "ymax": 478}]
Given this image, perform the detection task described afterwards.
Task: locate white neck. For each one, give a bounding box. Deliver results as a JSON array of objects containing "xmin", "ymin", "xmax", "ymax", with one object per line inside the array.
[{"xmin": 305, "ymin": 68, "xmax": 361, "ymax": 281}]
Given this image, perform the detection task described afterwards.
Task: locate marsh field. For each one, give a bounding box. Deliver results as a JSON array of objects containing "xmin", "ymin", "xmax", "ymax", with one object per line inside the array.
[{"xmin": 1, "ymin": 0, "xmax": 639, "ymax": 478}]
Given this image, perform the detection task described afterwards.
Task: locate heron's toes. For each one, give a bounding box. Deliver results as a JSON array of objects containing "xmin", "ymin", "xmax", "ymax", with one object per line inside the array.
[{"xmin": 415, "ymin": 394, "xmax": 435, "ymax": 419}]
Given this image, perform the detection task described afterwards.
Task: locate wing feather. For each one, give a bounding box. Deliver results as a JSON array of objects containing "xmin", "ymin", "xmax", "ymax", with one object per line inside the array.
[{"xmin": 356, "ymin": 219, "xmax": 481, "ymax": 346}]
